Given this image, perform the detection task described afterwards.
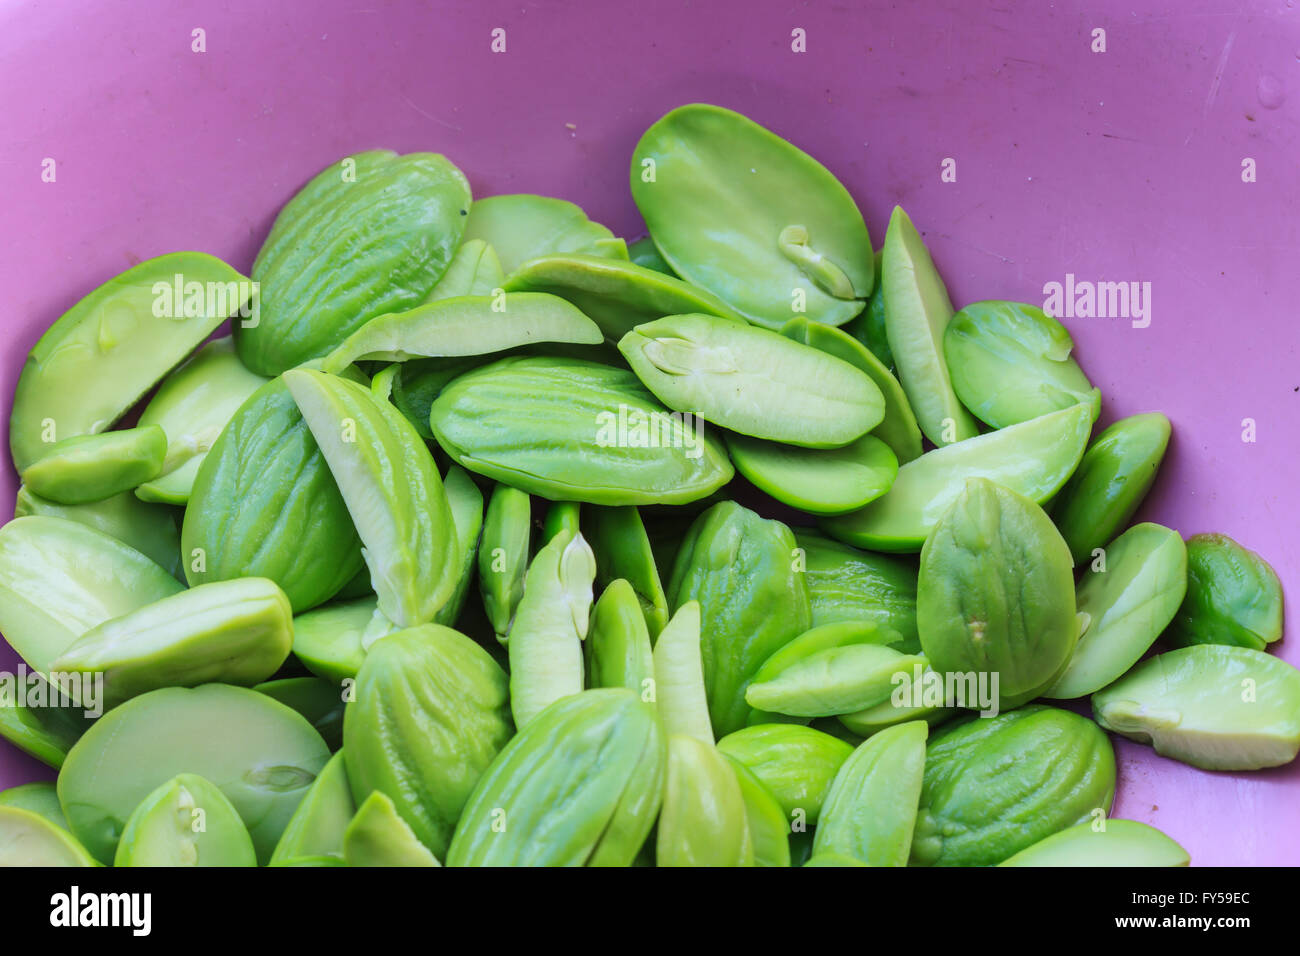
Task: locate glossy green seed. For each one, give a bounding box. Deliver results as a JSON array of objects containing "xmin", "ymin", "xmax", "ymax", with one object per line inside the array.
[
  {"xmin": 0, "ymin": 806, "xmax": 98, "ymax": 866},
  {"xmin": 587, "ymin": 505, "xmax": 669, "ymax": 640},
  {"xmin": 880, "ymin": 206, "xmax": 979, "ymax": 447},
  {"xmin": 0, "ymin": 516, "xmax": 183, "ymax": 674},
  {"xmin": 21, "ymin": 425, "xmax": 167, "ymax": 505},
  {"xmin": 813, "ymin": 720, "xmax": 928, "ymax": 866},
  {"xmin": 652, "ymin": 601, "xmax": 713, "ymax": 743},
  {"xmin": 15, "ymin": 485, "xmax": 182, "ymax": 579},
  {"xmin": 477, "ymin": 483, "xmax": 532, "ymax": 640},
  {"xmin": 910, "ymin": 705, "xmax": 1115, "ymax": 867},
  {"xmin": 837, "ymin": 657, "xmax": 957, "ymax": 737},
  {"xmin": 945, "ymin": 300, "xmax": 1101, "ymax": 428},
  {"xmin": 827, "ymin": 403, "xmax": 1094, "ymax": 552},
  {"xmin": 113, "ymin": 773, "xmax": 257, "ymax": 867},
  {"xmin": 290, "ymin": 597, "xmax": 383, "ymax": 682},
  {"xmin": 10, "ymin": 251, "xmax": 250, "ymax": 472},
  {"xmin": 135, "ymin": 337, "xmax": 269, "ymax": 504},
  {"xmin": 504, "ymin": 253, "xmax": 746, "ymax": 342},
  {"xmin": 507, "ymin": 529, "xmax": 595, "ymax": 728},
  {"xmin": 657, "ymin": 735, "xmax": 753, "ymax": 867},
  {"xmin": 343, "ymin": 791, "xmax": 441, "ymax": 867},
  {"xmin": 723, "ymin": 755, "xmax": 790, "ymax": 867},
  {"xmin": 794, "ymin": 531, "xmax": 919, "ymax": 648},
  {"xmin": 1165, "ymin": 533, "xmax": 1284, "ymax": 650},
  {"xmin": 268, "ymin": 750, "xmax": 355, "ymax": 866},
  {"xmin": 181, "ymin": 375, "xmax": 365, "ymax": 614},
  {"xmin": 999, "ymin": 819, "xmax": 1189, "ymax": 867},
  {"xmin": 542, "ymin": 500, "xmax": 581, "ymax": 541},
  {"xmin": 751, "ymin": 620, "xmax": 906, "ymax": 693},
  {"xmin": 716, "ymin": 723, "xmax": 853, "ymax": 825},
  {"xmin": 321, "ymin": 291, "xmax": 603, "ymax": 373},
  {"xmin": 669, "ymin": 502, "xmax": 812, "ymax": 735},
  {"xmin": 728, "ymin": 432, "xmax": 897, "ymax": 515},
  {"xmin": 240, "ymin": 151, "xmax": 471, "ymax": 375},
  {"xmin": 423, "ymin": 238, "xmax": 505, "ymax": 302},
  {"xmin": 57, "ymin": 684, "xmax": 330, "ymax": 864},
  {"xmin": 746, "ymin": 644, "xmax": 924, "ymax": 718},
  {"xmin": 52, "ymin": 577, "xmax": 293, "ymax": 707},
  {"xmin": 447, "ymin": 689, "xmax": 664, "ymax": 867},
  {"xmin": 344, "ymin": 624, "xmax": 511, "ymax": 859},
  {"xmin": 463, "ymin": 194, "xmax": 625, "ymax": 274},
  {"xmin": 586, "ymin": 579, "xmax": 654, "ymax": 695},
  {"xmin": 285, "ymin": 368, "xmax": 458, "ymax": 627},
  {"xmin": 1047, "ymin": 523, "xmax": 1187, "ymax": 699},
  {"xmin": 1093, "ymin": 644, "xmax": 1300, "ymax": 771},
  {"xmin": 779, "ymin": 317, "xmax": 922, "ymax": 464},
  {"xmin": 620, "ymin": 313, "xmax": 884, "ymax": 448},
  {"xmin": 631, "ymin": 103, "xmax": 872, "ymax": 328},
  {"xmin": 918, "ymin": 478, "xmax": 1077, "ymax": 706},
  {"xmin": 432, "ymin": 356, "xmax": 734, "ymax": 505},
  {"xmin": 1051, "ymin": 413, "xmax": 1171, "ymax": 565}
]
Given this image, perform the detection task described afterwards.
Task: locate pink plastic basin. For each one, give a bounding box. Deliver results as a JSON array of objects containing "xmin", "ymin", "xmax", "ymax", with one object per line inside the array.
[{"xmin": 1, "ymin": 0, "xmax": 1297, "ymax": 865}]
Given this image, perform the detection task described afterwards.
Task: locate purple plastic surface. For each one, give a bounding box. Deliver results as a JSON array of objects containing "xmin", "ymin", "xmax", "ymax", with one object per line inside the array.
[{"xmin": 1, "ymin": 0, "xmax": 1297, "ymax": 865}]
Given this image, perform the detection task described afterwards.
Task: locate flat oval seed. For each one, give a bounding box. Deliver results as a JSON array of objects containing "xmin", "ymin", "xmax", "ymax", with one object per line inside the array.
[
  {"xmin": 0, "ymin": 806, "xmax": 98, "ymax": 866},
  {"xmin": 463, "ymin": 193, "xmax": 625, "ymax": 274},
  {"xmin": 716, "ymin": 723, "xmax": 853, "ymax": 824},
  {"xmin": 284, "ymin": 368, "xmax": 458, "ymax": 627},
  {"xmin": 945, "ymin": 300, "xmax": 1100, "ymax": 428},
  {"xmin": 813, "ymin": 720, "xmax": 928, "ymax": 866},
  {"xmin": 113, "ymin": 773, "xmax": 257, "ymax": 867},
  {"xmin": 620, "ymin": 313, "xmax": 884, "ymax": 448},
  {"xmin": 780, "ymin": 317, "xmax": 922, "ymax": 463},
  {"xmin": 239, "ymin": 150, "xmax": 471, "ymax": 375},
  {"xmin": 826, "ymin": 403, "xmax": 1094, "ymax": 552},
  {"xmin": 52, "ymin": 577, "xmax": 294, "ymax": 707},
  {"xmin": 21, "ymin": 425, "xmax": 167, "ymax": 505},
  {"xmin": 430, "ymin": 356, "xmax": 733, "ymax": 506},
  {"xmin": 630, "ymin": 103, "xmax": 873, "ymax": 328},
  {"xmin": 917, "ymin": 478, "xmax": 1078, "ymax": 707},
  {"xmin": 57, "ymin": 684, "xmax": 329, "ymax": 864},
  {"xmin": 10, "ymin": 251, "xmax": 250, "ymax": 471},
  {"xmin": 586, "ymin": 579, "xmax": 655, "ymax": 695},
  {"xmin": 727, "ymin": 432, "xmax": 897, "ymax": 515},
  {"xmin": 1046, "ymin": 523, "xmax": 1187, "ymax": 699},
  {"xmin": 321, "ymin": 291, "xmax": 603, "ymax": 373},
  {"xmin": 1051, "ymin": 412, "xmax": 1171, "ymax": 565},
  {"xmin": 880, "ymin": 206, "xmax": 979, "ymax": 447},
  {"xmin": 999, "ymin": 819, "xmax": 1190, "ymax": 867},
  {"xmin": 745, "ymin": 644, "xmax": 924, "ymax": 718},
  {"xmin": 504, "ymin": 253, "xmax": 746, "ymax": 341},
  {"xmin": 0, "ymin": 516, "xmax": 183, "ymax": 674},
  {"xmin": 1092, "ymin": 645, "xmax": 1300, "ymax": 771},
  {"xmin": 657, "ymin": 735, "xmax": 754, "ymax": 867},
  {"xmin": 135, "ymin": 337, "xmax": 270, "ymax": 504},
  {"xmin": 1165, "ymin": 533, "xmax": 1284, "ymax": 651}
]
